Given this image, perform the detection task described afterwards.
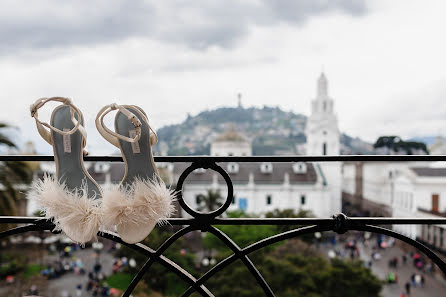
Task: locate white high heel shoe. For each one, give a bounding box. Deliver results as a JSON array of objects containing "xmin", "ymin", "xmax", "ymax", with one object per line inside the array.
[
  {"xmin": 96, "ymin": 103, "xmax": 175, "ymax": 244},
  {"xmin": 28, "ymin": 97, "xmax": 103, "ymax": 244}
]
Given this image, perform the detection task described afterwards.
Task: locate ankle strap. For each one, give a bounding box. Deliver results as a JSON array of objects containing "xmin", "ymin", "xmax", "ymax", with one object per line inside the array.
[
  {"xmin": 30, "ymin": 97, "xmax": 88, "ymax": 154},
  {"xmin": 96, "ymin": 103, "xmax": 157, "ymax": 148}
]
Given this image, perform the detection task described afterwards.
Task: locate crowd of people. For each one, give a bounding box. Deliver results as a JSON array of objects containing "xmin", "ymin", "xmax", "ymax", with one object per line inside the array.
[
  {"xmin": 372, "ymin": 243, "xmax": 435, "ymax": 296},
  {"xmin": 84, "ymin": 267, "xmax": 112, "ymax": 297},
  {"xmin": 398, "ymin": 251, "xmax": 433, "ymax": 296},
  {"xmin": 26, "ymin": 241, "xmax": 119, "ymax": 296},
  {"xmin": 324, "ymin": 231, "xmax": 441, "ymax": 297},
  {"xmin": 41, "ymin": 256, "xmax": 86, "ymax": 280}
]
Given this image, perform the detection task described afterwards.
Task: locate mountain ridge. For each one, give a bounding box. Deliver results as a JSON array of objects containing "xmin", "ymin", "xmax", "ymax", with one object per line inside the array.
[{"xmin": 153, "ymin": 105, "xmax": 374, "ymax": 156}]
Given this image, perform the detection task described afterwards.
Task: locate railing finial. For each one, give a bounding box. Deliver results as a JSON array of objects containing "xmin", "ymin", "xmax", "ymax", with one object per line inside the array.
[{"xmin": 332, "ymin": 213, "xmax": 350, "ymax": 234}]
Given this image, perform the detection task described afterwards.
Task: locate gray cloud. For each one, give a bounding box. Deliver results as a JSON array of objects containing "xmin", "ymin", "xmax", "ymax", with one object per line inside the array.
[
  {"xmin": 266, "ymin": 0, "xmax": 366, "ymax": 23},
  {"xmin": 0, "ymin": 0, "xmax": 367, "ymax": 53}
]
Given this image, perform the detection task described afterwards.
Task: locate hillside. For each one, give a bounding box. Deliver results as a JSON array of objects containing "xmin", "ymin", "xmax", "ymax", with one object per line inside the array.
[
  {"xmin": 409, "ymin": 136, "xmax": 444, "ymax": 146},
  {"xmin": 153, "ymin": 106, "xmax": 374, "ymax": 156}
]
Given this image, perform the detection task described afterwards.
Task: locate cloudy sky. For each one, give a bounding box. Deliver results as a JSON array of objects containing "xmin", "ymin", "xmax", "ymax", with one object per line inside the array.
[{"xmin": 1, "ymin": 0, "xmax": 445, "ymax": 154}]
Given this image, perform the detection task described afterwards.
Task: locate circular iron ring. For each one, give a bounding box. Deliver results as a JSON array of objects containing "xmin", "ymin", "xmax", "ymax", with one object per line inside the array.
[{"xmin": 175, "ymin": 162, "xmax": 233, "ymax": 219}]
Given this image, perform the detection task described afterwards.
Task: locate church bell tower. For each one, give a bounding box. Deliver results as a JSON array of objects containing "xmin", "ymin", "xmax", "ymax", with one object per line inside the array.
[
  {"xmin": 305, "ymin": 72, "xmax": 342, "ymax": 215},
  {"xmin": 306, "ymin": 73, "xmax": 340, "ymax": 156}
]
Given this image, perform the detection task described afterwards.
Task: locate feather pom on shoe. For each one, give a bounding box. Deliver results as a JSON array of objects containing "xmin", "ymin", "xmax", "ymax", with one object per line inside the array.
[
  {"xmin": 102, "ymin": 177, "xmax": 176, "ymax": 243},
  {"xmin": 28, "ymin": 174, "xmax": 102, "ymax": 244}
]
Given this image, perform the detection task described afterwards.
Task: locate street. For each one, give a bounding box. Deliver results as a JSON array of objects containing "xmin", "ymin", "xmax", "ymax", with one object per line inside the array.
[
  {"xmin": 45, "ymin": 247, "xmax": 115, "ymax": 297},
  {"xmin": 326, "ymin": 234, "xmax": 446, "ymax": 297}
]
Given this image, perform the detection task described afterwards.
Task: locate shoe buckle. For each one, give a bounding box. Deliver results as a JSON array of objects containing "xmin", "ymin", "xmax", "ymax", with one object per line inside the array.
[{"xmin": 130, "ymin": 115, "xmax": 142, "ymax": 128}]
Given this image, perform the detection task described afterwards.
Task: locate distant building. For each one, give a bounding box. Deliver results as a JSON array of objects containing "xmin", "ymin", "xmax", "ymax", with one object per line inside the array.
[
  {"xmin": 429, "ymin": 136, "xmax": 446, "ymax": 155},
  {"xmin": 342, "ymin": 162, "xmax": 421, "ymax": 217},
  {"xmin": 342, "ymin": 162, "xmax": 446, "ymax": 253},
  {"xmin": 210, "ymin": 125, "xmax": 252, "ymax": 156},
  {"xmin": 177, "ymin": 73, "xmax": 342, "ymax": 217},
  {"xmin": 305, "ymin": 72, "xmax": 342, "ymax": 215},
  {"xmin": 393, "ymin": 167, "xmax": 446, "ymax": 252},
  {"xmin": 305, "ymin": 72, "xmax": 340, "ymax": 156},
  {"xmin": 174, "ymin": 161, "xmax": 332, "ymax": 217}
]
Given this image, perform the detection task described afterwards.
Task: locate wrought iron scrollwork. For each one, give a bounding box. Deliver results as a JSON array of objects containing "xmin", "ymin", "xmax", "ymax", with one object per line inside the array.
[
  {"xmin": 1, "ymin": 155, "xmax": 446, "ymax": 297},
  {"xmin": 176, "ymin": 162, "xmax": 233, "ymax": 220}
]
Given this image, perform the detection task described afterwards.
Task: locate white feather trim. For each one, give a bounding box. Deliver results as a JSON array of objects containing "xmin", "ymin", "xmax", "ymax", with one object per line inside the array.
[
  {"xmin": 102, "ymin": 177, "xmax": 176, "ymax": 237},
  {"xmin": 28, "ymin": 174, "xmax": 103, "ymax": 244}
]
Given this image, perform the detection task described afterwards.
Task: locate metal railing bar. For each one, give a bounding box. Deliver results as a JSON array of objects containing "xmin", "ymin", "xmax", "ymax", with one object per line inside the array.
[
  {"xmin": 0, "ymin": 226, "xmax": 213, "ymax": 297},
  {"xmin": 3, "ymin": 154, "xmax": 446, "ymax": 162},
  {"xmin": 99, "ymin": 231, "xmax": 214, "ymax": 297},
  {"xmin": 122, "ymin": 225, "xmax": 198, "ymax": 297},
  {"xmin": 207, "ymin": 226, "xmax": 275, "ymax": 297},
  {"xmin": 175, "ymin": 162, "xmax": 234, "ymax": 219},
  {"xmin": 0, "ymin": 223, "xmax": 50, "ymax": 239},
  {"xmin": 182, "ymin": 254, "xmax": 237, "ymax": 297},
  {"xmin": 0, "ymin": 217, "xmax": 49, "ymax": 224},
  {"xmin": 353, "ymin": 225, "xmax": 446, "ymax": 275},
  {"xmin": 157, "ymin": 254, "xmax": 214, "ymax": 297},
  {"xmin": 241, "ymin": 225, "xmax": 332, "ymax": 258},
  {"xmin": 3, "ymin": 152, "xmax": 446, "ymax": 295},
  {"xmin": 183, "ymin": 225, "xmax": 328, "ymax": 297},
  {"xmin": 2, "ymin": 217, "xmax": 445, "ymax": 226}
]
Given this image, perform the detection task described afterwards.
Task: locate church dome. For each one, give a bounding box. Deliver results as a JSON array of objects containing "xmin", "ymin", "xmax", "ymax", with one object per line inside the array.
[
  {"xmin": 211, "ymin": 124, "xmax": 252, "ymax": 156},
  {"xmin": 214, "ymin": 125, "xmax": 248, "ymax": 143}
]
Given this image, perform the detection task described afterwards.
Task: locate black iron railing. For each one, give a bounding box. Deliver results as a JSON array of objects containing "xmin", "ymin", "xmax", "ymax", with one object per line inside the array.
[{"xmin": 1, "ymin": 155, "xmax": 446, "ymax": 297}]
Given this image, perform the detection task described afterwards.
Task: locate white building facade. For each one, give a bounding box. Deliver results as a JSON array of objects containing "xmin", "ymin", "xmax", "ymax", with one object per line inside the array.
[
  {"xmin": 174, "ymin": 161, "xmax": 333, "ymax": 217},
  {"xmin": 176, "ymin": 73, "xmax": 342, "ymax": 218},
  {"xmin": 342, "ymin": 162, "xmax": 446, "ymax": 252},
  {"xmin": 393, "ymin": 167, "xmax": 446, "ymax": 251},
  {"xmin": 306, "ymin": 73, "xmax": 342, "ymax": 215}
]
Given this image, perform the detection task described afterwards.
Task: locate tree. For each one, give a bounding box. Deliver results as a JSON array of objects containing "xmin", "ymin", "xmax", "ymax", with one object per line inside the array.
[
  {"xmin": 374, "ymin": 136, "xmax": 428, "ymax": 154},
  {"xmin": 115, "ymin": 209, "xmax": 382, "ymax": 297},
  {"xmin": 265, "ymin": 208, "xmax": 315, "ymax": 242},
  {"xmin": 203, "ymin": 211, "xmax": 279, "ymax": 252},
  {"xmin": 203, "ymin": 210, "xmax": 382, "ymax": 297},
  {"xmin": 196, "ymin": 189, "xmax": 223, "ymax": 212},
  {"xmin": 205, "ymin": 250, "xmax": 382, "ymax": 297},
  {"xmin": 116, "ymin": 225, "xmax": 197, "ymax": 296},
  {"xmin": 0, "ymin": 123, "xmax": 31, "ymax": 218}
]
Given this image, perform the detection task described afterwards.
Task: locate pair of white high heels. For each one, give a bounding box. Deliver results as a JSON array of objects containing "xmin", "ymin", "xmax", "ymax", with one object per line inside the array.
[{"xmin": 28, "ymin": 97, "xmax": 175, "ymax": 244}]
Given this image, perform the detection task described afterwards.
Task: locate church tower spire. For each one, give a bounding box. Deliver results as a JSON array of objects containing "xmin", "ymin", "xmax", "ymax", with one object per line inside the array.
[
  {"xmin": 317, "ymin": 72, "xmax": 328, "ymax": 97},
  {"xmin": 311, "ymin": 72, "xmax": 334, "ymax": 114},
  {"xmin": 306, "ymin": 72, "xmax": 339, "ymax": 156}
]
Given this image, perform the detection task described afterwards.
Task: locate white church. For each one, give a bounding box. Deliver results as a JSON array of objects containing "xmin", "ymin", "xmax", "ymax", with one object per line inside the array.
[{"xmin": 175, "ymin": 73, "xmax": 342, "ymax": 217}]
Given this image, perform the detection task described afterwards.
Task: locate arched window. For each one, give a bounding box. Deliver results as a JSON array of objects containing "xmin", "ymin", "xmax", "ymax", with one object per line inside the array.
[
  {"xmin": 266, "ymin": 195, "xmax": 272, "ymax": 205},
  {"xmin": 261, "ymin": 162, "xmax": 273, "ymax": 174},
  {"xmin": 227, "ymin": 162, "xmax": 239, "ymax": 173},
  {"xmin": 292, "ymin": 162, "xmax": 307, "ymax": 174},
  {"xmin": 323, "ymin": 142, "xmax": 327, "ymax": 155}
]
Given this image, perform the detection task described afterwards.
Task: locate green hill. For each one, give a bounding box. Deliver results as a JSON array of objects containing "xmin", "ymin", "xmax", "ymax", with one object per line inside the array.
[{"xmin": 153, "ymin": 105, "xmax": 373, "ymax": 155}]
